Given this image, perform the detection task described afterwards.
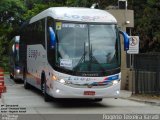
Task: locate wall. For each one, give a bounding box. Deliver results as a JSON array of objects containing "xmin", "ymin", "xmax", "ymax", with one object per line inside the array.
[{"xmin": 107, "ymin": 9, "xmax": 134, "ymax": 90}]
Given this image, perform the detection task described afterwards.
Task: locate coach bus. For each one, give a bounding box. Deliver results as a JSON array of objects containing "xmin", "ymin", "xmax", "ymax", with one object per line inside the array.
[
  {"xmin": 20, "ymin": 7, "xmax": 129, "ymax": 101},
  {"xmin": 9, "ymin": 36, "xmax": 24, "ymax": 81}
]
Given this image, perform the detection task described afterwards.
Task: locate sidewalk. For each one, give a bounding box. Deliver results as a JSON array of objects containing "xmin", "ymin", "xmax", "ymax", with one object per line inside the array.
[{"xmin": 120, "ymin": 90, "xmax": 160, "ymax": 106}]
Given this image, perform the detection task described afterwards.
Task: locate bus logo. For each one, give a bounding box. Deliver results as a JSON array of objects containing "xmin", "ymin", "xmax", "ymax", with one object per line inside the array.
[{"xmin": 29, "ymin": 49, "xmax": 40, "ymax": 60}]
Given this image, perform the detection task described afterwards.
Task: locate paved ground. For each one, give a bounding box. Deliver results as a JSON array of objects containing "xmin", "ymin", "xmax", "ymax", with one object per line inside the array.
[
  {"xmin": 129, "ymin": 94, "xmax": 160, "ymax": 106},
  {"xmin": 0, "ymin": 75, "xmax": 159, "ymax": 116}
]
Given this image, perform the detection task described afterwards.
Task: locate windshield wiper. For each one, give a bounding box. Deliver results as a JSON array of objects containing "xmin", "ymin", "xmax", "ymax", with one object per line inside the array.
[
  {"xmin": 73, "ymin": 42, "xmax": 86, "ymax": 71},
  {"xmin": 89, "ymin": 45, "xmax": 106, "ymax": 72},
  {"xmin": 74, "ymin": 44, "xmax": 106, "ymax": 72}
]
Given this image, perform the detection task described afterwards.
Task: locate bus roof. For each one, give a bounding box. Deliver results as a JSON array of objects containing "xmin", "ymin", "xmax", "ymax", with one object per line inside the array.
[{"xmin": 29, "ymin": 7, "xmax": 117, "ymax": 24}]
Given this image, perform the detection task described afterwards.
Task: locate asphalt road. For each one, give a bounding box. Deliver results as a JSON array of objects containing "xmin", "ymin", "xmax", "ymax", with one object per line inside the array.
[{"xmin": 0, "ymin": 75, "xmax": 160, "ymax": 120}]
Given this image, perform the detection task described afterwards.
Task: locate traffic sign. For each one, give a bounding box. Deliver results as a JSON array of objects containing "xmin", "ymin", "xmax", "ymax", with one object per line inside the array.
[{"xmin": 127, "ymin": 36, "xmax": 139, "ymax": 54}]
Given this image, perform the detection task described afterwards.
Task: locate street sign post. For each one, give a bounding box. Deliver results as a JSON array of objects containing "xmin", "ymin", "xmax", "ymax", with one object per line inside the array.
[{"xmin": 127, "ymin": 36, "xmax": 139, "ymax": 54}]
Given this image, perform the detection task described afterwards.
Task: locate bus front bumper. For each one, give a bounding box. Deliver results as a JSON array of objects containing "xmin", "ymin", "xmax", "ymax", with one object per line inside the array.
[
  {"xmin": 49, "ymin": 81, "xmax": 121, "ymax": 98},
  {"xmin": 14, "ymin": 73, "xmax": 23, "ymax": 80}
]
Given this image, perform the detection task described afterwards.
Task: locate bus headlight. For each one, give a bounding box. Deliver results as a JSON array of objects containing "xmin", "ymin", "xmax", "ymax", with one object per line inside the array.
[
  {"xmin": 16, "ymin": 69, "xmax": 20, "ymax": 74},
  {"xmin": 52, "ymin": 75, "xmax": 71, "ymax": 85},
  {"xmin": 116, "ymin": 90, "xmax": 120, "ymax": 94},
  {"xmin": 112, "ymin": 80, "xmax": 119, "ymax": 85},
  {"xmin": 59, "ymin": 79, "xmax": 71, "ymax": 85},
  {"xmin": 59, "ymin": 79, "xmax": 65, "ymax": 84},
  {"xmin": 52, "ymin": 75, "xmax": 66, "ymax": 84},
  {"xmin": 56, "ymin": 89, "xmax": 60, "ymax": 93}
]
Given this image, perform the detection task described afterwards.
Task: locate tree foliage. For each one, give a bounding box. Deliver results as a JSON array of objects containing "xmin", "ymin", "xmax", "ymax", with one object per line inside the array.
[
  {"xmin": 0, "ymin": 0, "xmax": 160, "ymax": 70},
  {"xmin": 132, "ymin": 0, "xmax": 160, "ymax": 52},
  {"xmin": 66, "ymin": 0, "xmax": 117, "ymax": 9},
  {"xmin": 0, "ymin": 0, "xmax": 26, "ymax": 69},
  {"xmin": 23, "ymin": 2, "xmax": 62, "ymax": 20}
]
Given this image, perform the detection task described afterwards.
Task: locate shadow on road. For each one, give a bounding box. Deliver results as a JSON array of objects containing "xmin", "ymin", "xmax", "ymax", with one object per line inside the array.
[
  {"xmin": 14, "ymin": 79, "xmax": 24, "ymax": 84},
  {"xmin": 52, "ymin": 99, "xmax": 108, "ymax": 108}
]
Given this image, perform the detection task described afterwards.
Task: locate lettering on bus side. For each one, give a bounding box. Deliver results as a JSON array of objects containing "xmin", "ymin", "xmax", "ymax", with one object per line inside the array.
[
  {"xmin": 56, "ymin": 13, "xmax": 108, "ymax": 22},
  {"xmin": 67, "ymin": 76, "xmax": 96, "ymax": 81},
  {"xmin": 28, "ymin": 49, "xmax": 41, "ymax": 60}
]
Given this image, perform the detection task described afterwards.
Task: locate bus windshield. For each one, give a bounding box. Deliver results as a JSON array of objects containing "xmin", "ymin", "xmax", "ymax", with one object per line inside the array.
[{"xmin": 55, "ymin": 22, "xmax": 120, "ymax": 72}]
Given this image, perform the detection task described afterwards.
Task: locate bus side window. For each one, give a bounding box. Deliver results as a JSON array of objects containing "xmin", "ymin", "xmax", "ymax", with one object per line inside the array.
[{"xmin": 47, "ymin": 17, "xmax": 56, "ymax": 67}]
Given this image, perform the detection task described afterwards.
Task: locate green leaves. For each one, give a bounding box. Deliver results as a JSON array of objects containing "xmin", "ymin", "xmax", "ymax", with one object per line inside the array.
[
  {"xmin": 23, "ymin": 2, "xmax": 61, "ymax": 20},
  {"xmin": 0, "ymin": 0, "xmax": 160, "ymax": 70},
  {"xmin": 131, "ymin": 0, "xmax": 160, "ymax": 52},
  {"xmin": 0, "ymin": 0, "xmax": 26, "ymax": 70},
  {"xmin": 0, "ymin": 0, "xmax": 64, "ymax": 70},
  {"xmin": 65, "ymin": 0, "xmax": 116, "ymax": 9}
]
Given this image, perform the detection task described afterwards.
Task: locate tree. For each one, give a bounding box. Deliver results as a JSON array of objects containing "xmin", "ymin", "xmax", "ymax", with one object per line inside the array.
[
  {"xmin": 66, "ymin": 0, "xmax": 117, "ymax": 9},
  {"xmin": 23, "ymin": 2, "xmax": 62, "ymax": 20},
  {"xmin": 132, "ymin": 0, "xmax": 160, "ymax": 52},
  {"xmin": 1, "ymin": 0, "xmax": 160, "ymax": 70},
  {"xmin": 0, "ymin": 0, "xmax": 26, "ymax": 70}
]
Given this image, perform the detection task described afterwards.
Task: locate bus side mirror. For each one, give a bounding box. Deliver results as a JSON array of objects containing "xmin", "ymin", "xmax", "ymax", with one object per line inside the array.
[
  {"xmin": 49, "ymin": 27, "xmax": 56, "ymax": 49},
  {"xmin": 119, "ymin": 31, "xmax": 129, "ymax": 51}
]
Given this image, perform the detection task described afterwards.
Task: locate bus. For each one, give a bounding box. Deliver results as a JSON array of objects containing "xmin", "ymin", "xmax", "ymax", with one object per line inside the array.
[
  {"xmin": 20, "ymin": 7, "xmax": 129, "ymax": 102},
  {"xmin": 9, "ymin": 36, "xmax": 24, "ymax": 81}
]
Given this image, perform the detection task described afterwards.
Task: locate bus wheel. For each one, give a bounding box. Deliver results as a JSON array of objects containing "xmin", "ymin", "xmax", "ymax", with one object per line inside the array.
[
  {"xmin": 41, "ymin": 74, "xmax": 51, "ymax": 102},
  {"xmin": 24, "ymin": 72, "xmax": 30, "ymax": 89},
  {"xmin": 44, "ymin": 82, "xmax": 51, "ymax": 102}
]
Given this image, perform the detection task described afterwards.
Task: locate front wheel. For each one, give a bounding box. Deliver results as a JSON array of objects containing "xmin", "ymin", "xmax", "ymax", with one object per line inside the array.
[
  {"xmin": 24, "ymin": 70, "xmax": 30, "ymax": 89},
  {"xmin": 41, "ymin": 74, "xmax": 51, "ymax": 102}
]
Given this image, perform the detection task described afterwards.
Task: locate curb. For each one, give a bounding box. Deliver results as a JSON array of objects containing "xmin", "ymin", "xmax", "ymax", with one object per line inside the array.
[
  {"xmin": 119, "ymin": 90, "xmax": 160, "ymax": 106},
  {"xmin": 128, "ymin": 97, "xmax": 160, "ymax": 106}
]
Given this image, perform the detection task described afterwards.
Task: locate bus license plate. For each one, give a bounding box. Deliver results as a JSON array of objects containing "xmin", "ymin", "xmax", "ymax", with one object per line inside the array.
[{"xmin": 84, "ymin": 91, "xmax": 95, "ymax": 96}]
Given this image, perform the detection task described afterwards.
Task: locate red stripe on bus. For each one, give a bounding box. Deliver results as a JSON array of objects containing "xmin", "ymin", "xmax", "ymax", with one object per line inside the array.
[{"xmin": 27, "ymin": 72, "xmax": 41, "ymax": 85}]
